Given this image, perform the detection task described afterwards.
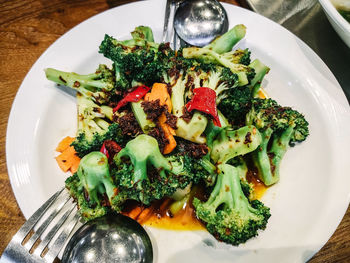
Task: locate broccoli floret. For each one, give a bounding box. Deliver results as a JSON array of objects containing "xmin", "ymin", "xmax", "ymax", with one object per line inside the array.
[
  {"xmin": 193, "ymin": 124, "xmax": 269, "ymax": 245},
  {"xmin": 113, "ymin": 134, "xmax": 213, "ymax": 205},
  {"xmin": 113, "ymin": 134, "xmax": 196, "ymax": 204},
  {"xmin": 218, "ymin": 85, "xmax": 252, "ymax": 127},
  {"xmin": 193, "ymin": 163, "xmax": 270, "ymax": 246},
  {"xmin": 182, "ymin": 46, "xmax": 251, "ymax": 86},
  {"xmin": 99, "ymin": 32, "xmax": 168, "ymax": 90},
  {"xmin": 167, "ymin": 65, "xmax": 239, "ymax": 144},
  {"xmin": 65, "ymin": 173, "xmax": 108, "ymax": 220},
  {"xmin": 169, "ymin": 72, "xmax": 208, "ymax": 144},
  {"xmin": 45, "ymin": 64, "xmax": 115, "ymax": 104},
  {"xmin": 65, "ymin": 152, "xmax": 120, "ymax": 220},
  {"xmin": 131, "ymin": 25, "xmax": 155, "ymax": 42},
  {"xmin": 246, "ymin": 98, "xmax": 309, "ymax": 186},
  {"xmin": 71, "ymin": 95, "xmax": 123, "ymax": 157}
]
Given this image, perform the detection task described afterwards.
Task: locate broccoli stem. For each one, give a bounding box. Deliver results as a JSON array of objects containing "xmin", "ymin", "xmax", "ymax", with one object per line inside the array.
[
  {"xmin": 269, "ymin": 125, "xmax": 295, "ymax": 180},
  {"xmin": 205, "ymin": 24, "xmax": 246, "ymax": 54},
  {"xmin": 77, "ymin": 152, "xmax": 116, "ymax": 204},
  {"xmin": 211, "ymin": 125, "xmax": 262, "ymax": 164},
  {"xmin": 248, "ymin": 59, "xmax": 270, "ymax": 97},
  {"xmin": 252, "ymin": 128, "xmax": 275, "ymax": 186},
  {"xmin": 131, "ymin": 100, "xmax": 156, "ymax": 133}
]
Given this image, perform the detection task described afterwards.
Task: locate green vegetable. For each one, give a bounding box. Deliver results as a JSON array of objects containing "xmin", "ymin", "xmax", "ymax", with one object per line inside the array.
[
  {"xmin": 246, "ymin": 98, "xmax": 309, "ymax": 185},
  {"xmin": 193, "ymin": 163, "xmax": 270, "ymax": 245},
  {"xmin": 71, "ymin": 94, "xmax": 123, "ymax": 158},
  {"xmin": 45, "ymin": 64, "xmax": 115, "ymax": 104},
  {"xmin": 211, "ymin": 125, "xmax": 262, "ymax": 163},
  {"xmin": 193, "ymin": 124, "xmax": 269, "ymax": 245},
  {"xmin": 131, "ymin": 100, "xmax": 156, "ymax": 133},
  {"xmin": 204, "ymin": 24, "xmax": 247, "ymax": 54},
  {"xmin": 65, "ymin": 152, "xmax": 119, "ymax": 220}
]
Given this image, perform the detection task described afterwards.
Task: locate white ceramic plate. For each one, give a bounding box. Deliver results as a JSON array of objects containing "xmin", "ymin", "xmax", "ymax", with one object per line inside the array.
[{"xmin": 6, "ymin": 0, "xmax": 350, "ymax": 262}]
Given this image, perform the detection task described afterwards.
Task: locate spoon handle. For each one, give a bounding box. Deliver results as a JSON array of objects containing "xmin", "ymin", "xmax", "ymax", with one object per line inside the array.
[
  {"xmin": 162, "ymin": 0, "xmax": 172, "ymax": 43},
  {"xmin": 162, "ymin": 0, "xmax": 182, "ymax": 49}
]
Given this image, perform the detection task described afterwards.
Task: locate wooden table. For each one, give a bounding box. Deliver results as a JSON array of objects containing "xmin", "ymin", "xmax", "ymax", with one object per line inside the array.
[{"xmin": 0, "ymin": 0, "xmax": 349, "ymax": 262}]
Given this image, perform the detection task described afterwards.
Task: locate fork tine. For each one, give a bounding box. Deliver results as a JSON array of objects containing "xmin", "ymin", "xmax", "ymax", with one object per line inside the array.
[
  {"xmin": 23, "ymin": 190, "xmax": 70, "ymax": 251},
  {"xmin": 44, "ymin": 212, "xmax": 81, "ymax": 262},
  {"xmin": 12, "ymin": 189, "xmax": 64, "ymax": 245},
  {"xmin": 32, "ymin": 199, "xmax": 76, "ymax": 258}
]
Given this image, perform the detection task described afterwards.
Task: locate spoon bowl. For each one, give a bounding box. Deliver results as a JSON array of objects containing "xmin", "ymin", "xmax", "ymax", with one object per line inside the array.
[
  {"xmin": 174, "ymin": 0, "xmax": 228, "ymax": 47},
  {"xmin": 62, "ymin": 214, "xmax": 153, "ymax": 263}
]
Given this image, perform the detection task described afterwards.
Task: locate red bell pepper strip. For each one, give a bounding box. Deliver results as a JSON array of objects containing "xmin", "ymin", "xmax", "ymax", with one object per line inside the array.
[
  {"xmin": 113, "ymin": 85, "xmax": 151, "ymax": 112},
  {"xmin": 100, "ymin": 140, "xmax": 122, "ymax": 163},
  {"xmin": 185, "ymin": 87, "xmax": 221, "ymax": 127}
]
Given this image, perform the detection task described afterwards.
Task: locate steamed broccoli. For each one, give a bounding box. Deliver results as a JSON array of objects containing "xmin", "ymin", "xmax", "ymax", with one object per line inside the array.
[
  {"xmin": 113, "ymin": 134, "xmax": 207, "ymax": 204},
  {"xmin": 181, "ymin": 25, "xmax": 253, "ymax": 86},
  {"xmin": 193, "ymin": 163, "xmax": 270, "ymax": 245},
  {"xmin": 131, "ymin": 25, "xmax": 155, "ymax": 42},
  {"xmin": 71, "ymin": 94, "xmax": 123, "ymax": 157},
  {"xmin": 169, "ymin": 72, "xmax": 209, "ymax": 144},
  {"xmin": 65, "ymin": 152, "xmax": 119, "ymax": 220},
  {"xmin": 193, "ymin": 124, "xmax": 270, "ymax": 245},
  {"xmin": 217, "ymin": 59, "xmax": 270, "ymax": 127},
  {"xmin": 246, "ymin": 98, "xmax": 309, "ymax": 186},
  {"xmin": 45, "ymin": 64, "xmax": 115, "ymax": 104},
  {"xmin": 99, "ymin": 29, "xmax": 169, "ymax": 90}
]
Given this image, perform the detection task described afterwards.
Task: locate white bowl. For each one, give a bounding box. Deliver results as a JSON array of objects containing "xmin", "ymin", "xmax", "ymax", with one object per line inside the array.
[{"xmin": 319, "ymin": 0, "xmax": 350, "ymax": 47}]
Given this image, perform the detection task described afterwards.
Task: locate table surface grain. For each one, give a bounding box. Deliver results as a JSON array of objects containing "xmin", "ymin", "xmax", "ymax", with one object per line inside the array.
[{"xmin": 0, "ymin": 0, "xmax": 349, "ymax": 262}]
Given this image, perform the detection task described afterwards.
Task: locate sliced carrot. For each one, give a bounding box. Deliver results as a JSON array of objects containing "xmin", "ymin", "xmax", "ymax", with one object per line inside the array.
[
  {"xmin": 55, "ymin": 136, "xmax": 75, "ymax": 152},
  {"xmin": 146, "ymin": 83, "xmax": 172, "ymax": 111},
  {"xmin": 127, "ymin": 206, "xmax": 143, "ymax": 220},
  {"xmin": 145, "ymin": 83, "xmax": 177, "ymax": 154},
  {"xmin": 159, "ymin": 114, "xmax": 176, "ymax": 154},
  {"xmin": 70, "ymin": 157, "xmax": 81, "ymax": 174},
  {"xmin": 55, "ymin": 146, "xmax": 80, "ymax": 173},
  {"xmin": 136, "ymin": 207, "xmax": 154, "ymax": 225}
]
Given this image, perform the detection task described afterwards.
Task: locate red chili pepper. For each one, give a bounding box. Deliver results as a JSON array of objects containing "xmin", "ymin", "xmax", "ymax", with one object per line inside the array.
[
  {"xmin": 113, "ymin": 85, "xmax": 151, "ymax": 112},
  {"xmin": 100, "ymin": 140, "xmax": 122, "ymax": 163},
  {"xmin": 185, "ymin": 87, "xmax": 221, "ymax": 127},
  {"xmin": 100, "ymin": 142, "xmax": 110, "ymax": 159}
]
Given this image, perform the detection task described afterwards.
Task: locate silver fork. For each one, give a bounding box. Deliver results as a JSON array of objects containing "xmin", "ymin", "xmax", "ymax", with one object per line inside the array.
[
  {"xmin": 163, "ymin": 0, "xmax": 182, "ymax": 50},
  {"xmin": 1, "ymin": 188, "xmax": 80, "ymax": 263}
]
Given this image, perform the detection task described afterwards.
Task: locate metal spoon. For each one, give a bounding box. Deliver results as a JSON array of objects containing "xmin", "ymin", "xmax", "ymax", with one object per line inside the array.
[
  {"xmin": 61, "ymin": 214, "xmax": 153, "ymax": 263},
  {"xmin": 174, "ymin": 0, "xmax": 229, "ymax": 47}
]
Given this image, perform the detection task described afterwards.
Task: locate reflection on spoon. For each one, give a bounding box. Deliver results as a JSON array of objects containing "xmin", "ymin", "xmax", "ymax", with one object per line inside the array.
[
  {"xmin": 62, "ymin": 214, "xmax": 153, "ymax": 263},
  {"xmin": 174, "ymin": 0, "xmax": 228, "ymax": 46}
]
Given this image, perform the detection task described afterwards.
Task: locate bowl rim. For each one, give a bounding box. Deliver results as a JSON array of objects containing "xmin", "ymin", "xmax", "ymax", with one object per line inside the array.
[{"xmin": 319, "ymin": 0, "xmax": 350, "ymax": 33}]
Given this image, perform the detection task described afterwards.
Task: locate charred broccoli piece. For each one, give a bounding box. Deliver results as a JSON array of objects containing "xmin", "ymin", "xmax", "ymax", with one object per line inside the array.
[
  {"xmin": 45, "ymin": 64, "xmax": 115, "ymax": 104},
  {"xmin": 193, "ymin": 163, "xmax": 270, "ymax": 245},
  {"xmin": 65, "ymin": 152, "xmax": 120, "ymax": 220},
  {"xmin": 71, "ymin": 94, "xmax": 123, "ymax": 157},
  {"xmin": 246, "ymin": 98, "xmax": 309, "ymax": 186},
  {"xmin": 193, "ymin": 124, "xmax": 270, "ymax": 245}
]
